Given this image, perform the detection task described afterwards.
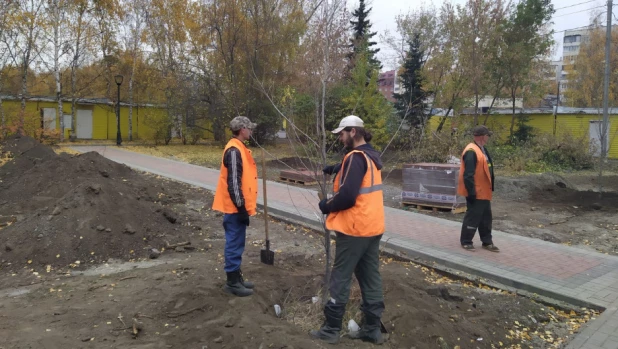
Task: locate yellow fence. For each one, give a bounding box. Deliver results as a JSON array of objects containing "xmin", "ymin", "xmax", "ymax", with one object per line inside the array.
[
  {"xmin": 0, "ymin": 99, "xmax": 214, "ymax": 141},
  {"xmin": 429, "ymin": 113, "xmax": 618, "ymax": 159}
]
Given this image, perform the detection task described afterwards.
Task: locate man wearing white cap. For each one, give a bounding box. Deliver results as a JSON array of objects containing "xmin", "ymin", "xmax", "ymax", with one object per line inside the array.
[{"xmin": 311, "ymin": 115, "xmax": 386, "ymax": 344}]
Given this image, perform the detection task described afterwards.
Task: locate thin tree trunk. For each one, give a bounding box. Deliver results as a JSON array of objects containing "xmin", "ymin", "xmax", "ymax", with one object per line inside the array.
[
  {"xmin": 129, "ymin": 71, "xmax": 135, "ymax": 141},
  {"xmin": 71, "ymin": 51, "xmax": 79, "ymax": 140},
  {"xmin": 473, "ymin": 35, "xmax": 479, "ymax": 125},
  {"xmin": 69, "ymin": 5, "xmax": 87, "ymax": 141},
  {"xmin": 319, "ymin": 0, "xmax": 333, "ymax": 303},
  {"xmin": 54, "ymin": 0, "xmax": 64, "ymax": 141},
  {"xmin": 483, "ymin": 92, "xmax": 500, "ymax": 125},
  {"xmin": 474, "ymin": 94, "xmax": 479, "ymax": 125},
  {"xmin": 0, "ymin": 71, "xmax": 5, "ymax": 137},
  {"xmin": 509, "ymin": 88, "xmax": 516, "ymax": 141},
  {"xmin": 71, "ymin": 64, "xmax": 77, "ymax": 140},
  {"xmin": 436, "ymin": 105, "xmax": 454, "ymax": 132},
  {"xmin": 20, "ymin": 58, "xmax": 28, "ymax": 134}
]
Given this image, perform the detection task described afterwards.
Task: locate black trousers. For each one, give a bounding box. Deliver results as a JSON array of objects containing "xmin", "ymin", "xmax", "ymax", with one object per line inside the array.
[
  {"xmin": 460, "ymin": 199, "xmax": 493, "ymax": 245},
  {"xmin": 328, "ymin": 232, "xmax": 384, "ymax": 319}
]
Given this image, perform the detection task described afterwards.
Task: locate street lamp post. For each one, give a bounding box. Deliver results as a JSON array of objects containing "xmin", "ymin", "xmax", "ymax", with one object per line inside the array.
[{"xmin": 114, "ymin": 74, "xmax": 123, "ymax": 146}]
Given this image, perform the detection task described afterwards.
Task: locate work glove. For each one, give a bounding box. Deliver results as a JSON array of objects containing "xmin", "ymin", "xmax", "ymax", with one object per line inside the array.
[
  {"xmin": 322, "ymin": 163, "xmax": 342, "ymax": 175},
  {"xmin": 466, "ymin": 195, "xmax": 476, "ymax": 203},
  {"xmin": 318, "ymin": 199, "xmax": 331, "ymax": 215},
  {"xmin": 237, "ymin": 206, "xmax": 250, "ymax": 226}
]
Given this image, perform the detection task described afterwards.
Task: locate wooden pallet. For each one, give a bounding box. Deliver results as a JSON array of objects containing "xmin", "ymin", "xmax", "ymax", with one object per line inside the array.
[
  {"xmin": 279, "ymin": 169, "xmax": 319, "ymax": 186},
  {"xmin": 278, "ymin": 176, "xmax": 317, "ymax": 186},
  {"xmin": 401, "ymin": 202, "xmax": 467, "ymax": 214}
]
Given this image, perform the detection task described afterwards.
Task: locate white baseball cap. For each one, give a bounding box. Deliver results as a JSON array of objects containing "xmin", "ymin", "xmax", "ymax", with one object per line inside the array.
[{"xmin": 331, "ymin": 115, "xmax": 364, "ymax": 134}]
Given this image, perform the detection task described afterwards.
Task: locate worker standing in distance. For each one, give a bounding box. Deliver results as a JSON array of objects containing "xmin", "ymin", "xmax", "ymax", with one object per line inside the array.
[{"xmin": 458, "ymin": 125, "xmax": 499, "ymax": 252}]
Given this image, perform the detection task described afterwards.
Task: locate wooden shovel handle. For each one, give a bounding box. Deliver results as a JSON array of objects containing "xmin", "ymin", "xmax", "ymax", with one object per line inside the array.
[{"xmin": 262, "ymin": 149, "xmax": 269, "ymax": 241}]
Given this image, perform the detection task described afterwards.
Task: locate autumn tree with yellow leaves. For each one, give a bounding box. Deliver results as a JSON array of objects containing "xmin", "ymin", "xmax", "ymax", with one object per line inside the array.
[{"xmin": 565, "ymin": 25, "xmax": 618, "ymax": 108}]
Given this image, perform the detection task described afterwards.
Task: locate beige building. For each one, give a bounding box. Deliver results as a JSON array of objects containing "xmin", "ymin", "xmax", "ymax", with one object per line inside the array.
[{"xmin": 558, "ymin": 26, "xmax": 617, "ymax": 98}]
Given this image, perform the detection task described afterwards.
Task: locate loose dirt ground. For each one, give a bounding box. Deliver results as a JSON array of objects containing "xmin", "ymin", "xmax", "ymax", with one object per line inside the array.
[{"xmin": 0, "ymin": 136, "xmax": 600, "ymax": 348}]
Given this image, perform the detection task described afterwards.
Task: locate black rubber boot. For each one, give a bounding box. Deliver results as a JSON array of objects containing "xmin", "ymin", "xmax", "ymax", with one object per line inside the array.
[
  {"xmin": 239, "ymin": 269, "xmax": 254, "ymax": 289},
  {"xmin": 309, "ymin": 301, "xmax": 345, "ymax": 344},
  {"xmin": 223, "ymin": 270, "xmax": 253, "ymax": 297},
  {"xmin": 349, "ymin": 302, "xmax": 385, "ymax": 344},
  {"xmin": 348, "ymin": 317, "xmax": 385, "ymax": 344}
]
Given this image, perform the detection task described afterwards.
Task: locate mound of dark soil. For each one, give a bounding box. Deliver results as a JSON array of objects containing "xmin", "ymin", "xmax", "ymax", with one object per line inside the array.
[
  {"xmin": 0, "ymin": 135, "xmax": 196, "ymax": 269},
  {"xmin": 531, "ymin": 186, "xmax": 618, "ymax": 211}
]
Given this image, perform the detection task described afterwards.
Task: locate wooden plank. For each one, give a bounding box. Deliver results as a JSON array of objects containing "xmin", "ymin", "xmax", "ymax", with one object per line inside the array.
[
  {"xmin": 278, "ymin": 176, "xmax": 317, "ymax": 186},
  {"xmin": 401, "ymin": 201, "xmax": 466, "ymax": 214},
  {"xmin": 279, "ymin": 169, "xmax": 318, "ymax": 186}
]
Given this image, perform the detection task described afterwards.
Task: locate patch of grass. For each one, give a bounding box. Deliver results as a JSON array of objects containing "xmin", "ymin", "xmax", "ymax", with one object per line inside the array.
[
  {"xmin": 280, "ymin": 283, "xmax": 363, "ymax": 333},
  {"xmin": 0, "ymin": 147, "xmax": 13, "ymax": 167},
  {"xmin": 53, "ymin": 146, "xmax": 81, "ymax": 156},
  {"xmin": 58, "ymin": 139, "xmax": 117, "ymax": 145},
  {"xmin": 124, "ymin": 145, "xmax": 225, "ymax": 168},
  {"xmin": 123, "ymin": 144, "xmax": 305, "ymax": 170}
]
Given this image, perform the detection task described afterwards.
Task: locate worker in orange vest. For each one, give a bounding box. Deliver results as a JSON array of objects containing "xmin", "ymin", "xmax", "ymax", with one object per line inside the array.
[
  {"xmin": 212, "ymin": 116, "xmax": 258, "ymax": 297},
  {"xmin": 457, "ymin": 125, "xmax": 499, "ymax": 252},
  {"xmin": 311, "ymin": 115, "xmax": 386, "ymax": 345}
]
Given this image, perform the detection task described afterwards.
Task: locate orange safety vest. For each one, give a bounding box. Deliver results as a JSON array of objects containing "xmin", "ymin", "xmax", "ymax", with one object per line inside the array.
[
  {"xmin": 212, "ymin": 138, "xmax": 258, "ymax": 215},
  {"xmin": 326, "ymin": 150, "xmax": 385, "ymax": 237},
  {"xmin": 457, "ymin": 142, "xmax": 493, "ymax": 200}
]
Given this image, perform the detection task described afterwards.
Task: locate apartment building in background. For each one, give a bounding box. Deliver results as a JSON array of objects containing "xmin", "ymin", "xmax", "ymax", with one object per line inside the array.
[
  {"xmin": 378, "ymin": 70, "xmax": 400, "ymax": 103},
  {"xmin": 562, "ymin": 27, "xmax": 592, "ymax": 71},
  {"xmin": 555, "ymin": 25, "xmax": 618, "ymax": 104}
]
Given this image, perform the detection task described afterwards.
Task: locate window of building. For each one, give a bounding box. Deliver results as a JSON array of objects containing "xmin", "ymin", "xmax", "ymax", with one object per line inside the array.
[{"xmin": 564, "ymin": 35, "xmax": 581, "ymax": 44}]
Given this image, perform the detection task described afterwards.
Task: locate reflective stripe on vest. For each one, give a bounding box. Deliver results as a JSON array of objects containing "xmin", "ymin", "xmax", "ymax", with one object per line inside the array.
[{"xmin": 336, "ymin": 154, "xmax": 384, "ymax": 195}]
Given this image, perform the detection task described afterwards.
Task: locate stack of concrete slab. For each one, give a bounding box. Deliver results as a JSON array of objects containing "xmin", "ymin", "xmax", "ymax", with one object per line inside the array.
[{"xmin": 401, "ymin": 163, "xmax": 466, "ymax": 213}]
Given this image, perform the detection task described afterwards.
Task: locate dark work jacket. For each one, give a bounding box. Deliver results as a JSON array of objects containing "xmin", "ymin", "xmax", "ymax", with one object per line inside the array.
[
  {"xmin": 323, "ymin": 143, "xmax": 383, "ymax": 213},
  {"xmin": 223, "ymin": 147, "xmax": 244, "ymax": 208}
]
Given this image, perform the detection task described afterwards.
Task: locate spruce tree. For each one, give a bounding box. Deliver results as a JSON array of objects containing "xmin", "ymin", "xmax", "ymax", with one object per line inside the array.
[
  {"xmin": 393, "ymin": 33, "xmax": 427, "ymax": 127},
  {"xmin": 348, "ymin": 0, "xmax": 381, "ymax": 70}
]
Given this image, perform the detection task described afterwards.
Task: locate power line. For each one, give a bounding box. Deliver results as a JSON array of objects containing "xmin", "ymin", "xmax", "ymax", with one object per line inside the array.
[
  {"xmin": 553, "ymin": 5, "xmax": 607, "ymax": 19},
  {"xmin": 554, "ymin": 0, "xmax": 599, "ymax": 12},
  {"xmin": 553, "ymin": 14, "xmax": 618, "ymax": 35},
  {"xmin": 553, "ymin": 24, "xmax": 600, "ymax": 35}
]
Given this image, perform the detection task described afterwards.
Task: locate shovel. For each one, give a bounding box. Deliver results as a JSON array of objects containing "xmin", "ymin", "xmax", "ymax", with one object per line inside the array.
[{"xmin": 260, "ymin": 149, "xmax": 275, "ymax": 265}]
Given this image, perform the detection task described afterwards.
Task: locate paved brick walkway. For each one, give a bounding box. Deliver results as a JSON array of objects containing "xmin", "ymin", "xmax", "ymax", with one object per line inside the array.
[{"xmin": 73, "ymin": 145, "xmax": 618, "ymax": 349}]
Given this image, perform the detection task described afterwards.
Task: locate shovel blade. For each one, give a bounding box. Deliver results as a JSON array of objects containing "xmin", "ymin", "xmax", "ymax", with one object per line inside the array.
[
  {"xmin": 380, "ymin": 320, "xmax": 388, "ymax": 334},
  {"xmin": 260, "ymin": 248, "xmax": 275, "ymax": 265}
]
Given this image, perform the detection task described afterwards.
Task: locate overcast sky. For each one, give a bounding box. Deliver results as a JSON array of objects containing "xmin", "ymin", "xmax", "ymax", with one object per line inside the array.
[{"xmin": 355, "ymin": 0, "xmax": 608, "ymax": 71}]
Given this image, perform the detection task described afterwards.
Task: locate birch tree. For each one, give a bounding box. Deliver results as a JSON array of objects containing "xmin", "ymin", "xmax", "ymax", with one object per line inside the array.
[
  {"xmin": 0, "ymin": 3, "xmax": 12, "ymax": 133},
  {"xmin": 144, "ymin": 0, "xmax": 192, "ymax": 143},
  {"xmin": 121, "ymin": 0, "xmax": 148, "ymax": 141},
  {"xmin": 2, "ymin": 0, "xmax": 46, "ymax": 133},
  {"xmin": 92, "ymin": 0, "xmax": 122, "ymax": 100},
  {"xmin": 66, "ymin": 0, "xmax": 97, "ymax": 140},
  {"xmin": 41, "ymin": 0, "xmax": 71, "ymax": 140},
  {"xmin": 260, "ymin": 0, "xmax": 349, "ymax": 293}
]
